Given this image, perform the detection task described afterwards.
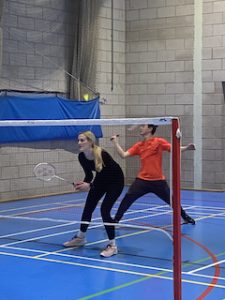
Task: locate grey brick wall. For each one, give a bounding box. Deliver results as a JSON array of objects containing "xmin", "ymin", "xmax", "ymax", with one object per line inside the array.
[
  {"xmin": 125, "ymin": 0, "xmax": 225, "ymax": 190},
  {"xmin": 0, "ymin": 0, "xmax": 126, "ymax": 201},
  {"xmin": 0, "ymin": 0, "xmax": 224, "ymax": 202}
]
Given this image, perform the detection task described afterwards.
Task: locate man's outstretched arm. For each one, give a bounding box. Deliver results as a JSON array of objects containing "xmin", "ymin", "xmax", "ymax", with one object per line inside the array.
[
  {"xmin": 181, "ymin": 143, "xmax": 196, "ymax": 152},
  {"xmin": 111, "ymin": 135, "xmax": 130, "ymax": 158}
]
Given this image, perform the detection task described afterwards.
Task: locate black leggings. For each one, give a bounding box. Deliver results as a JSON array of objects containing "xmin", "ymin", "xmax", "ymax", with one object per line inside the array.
[
  {"xmin": 80, "ymin": 179, "xmax": 124, "ymax": 240},
  {"xmin": 114, "ymin": 178, "xmax": 188, "ymax": 221}
]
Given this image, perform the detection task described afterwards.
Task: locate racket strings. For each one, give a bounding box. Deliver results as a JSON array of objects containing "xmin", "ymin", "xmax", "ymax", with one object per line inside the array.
[{"xmin": 34, "ymin": 163, "xmax": 56, "ymax": 181}]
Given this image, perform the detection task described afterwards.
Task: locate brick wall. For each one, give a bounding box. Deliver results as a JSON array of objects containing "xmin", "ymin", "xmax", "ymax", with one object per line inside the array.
[
  {"xmin": 0, "ymin": 0, "xmax": 126, "ymax": 201},
  {"xmin": 125, "ymin": 0, "xmax": 225, "ymax": 190},
  {"xmin": 0, "ymin": 0, "xmax": 224, "ymax": 201}
]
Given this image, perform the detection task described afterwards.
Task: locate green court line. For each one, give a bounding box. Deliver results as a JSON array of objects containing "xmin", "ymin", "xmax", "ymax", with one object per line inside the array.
[
  {"xmin": 183, "ymin": 250, "xmax": 225, "ymax": 268},
  {"xmin": 78, "ymin": 249, "xmax": 225, "ymax": 300},
  {"xmin": 78, "ymin": 272, "xmax": 163, "ymax": 300}
]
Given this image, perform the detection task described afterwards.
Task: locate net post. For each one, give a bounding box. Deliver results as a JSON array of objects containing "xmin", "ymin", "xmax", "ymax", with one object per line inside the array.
[{"xmin": 172, "ymin": 118, "xmax": 182, "ymax": 300}]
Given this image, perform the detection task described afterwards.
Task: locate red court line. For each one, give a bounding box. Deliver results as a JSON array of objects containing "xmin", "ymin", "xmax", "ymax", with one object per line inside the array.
[{"xmin": 183, "ymin": 234, "xmax": 220, "ymax": 300}]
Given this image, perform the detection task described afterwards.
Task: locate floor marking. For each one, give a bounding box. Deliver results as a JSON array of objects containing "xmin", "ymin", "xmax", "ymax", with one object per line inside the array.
[
  {"xmin": 0, "ymin": 198, "xmax": 85, "ymax": 213},
  {"xmin": 183, "ymin": 234, "xmax": 220, "ymax": 299},
  {"xmin": 188, "ymin": 258, "xmax": 225, "ymax": 274},
  {"xmin": 0, "ymin": 249, "xmax": 224, "ymax": 290}
]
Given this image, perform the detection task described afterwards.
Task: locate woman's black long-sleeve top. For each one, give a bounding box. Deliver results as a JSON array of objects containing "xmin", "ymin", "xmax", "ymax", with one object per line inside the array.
[{"xmin": 78, "ymin": 150, "xmax": 124, "ymax": 188}]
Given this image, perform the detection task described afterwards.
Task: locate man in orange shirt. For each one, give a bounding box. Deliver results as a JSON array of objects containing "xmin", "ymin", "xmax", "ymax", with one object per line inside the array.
[{"xmin": 111, "ymin": 124, "xmax": 195, "ymax": 224}]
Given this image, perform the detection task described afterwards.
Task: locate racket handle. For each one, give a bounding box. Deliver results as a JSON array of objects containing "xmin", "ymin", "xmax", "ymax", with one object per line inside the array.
[{"xmin": 110, "ymin": 134, "xmax": 119, "ymax": 141}]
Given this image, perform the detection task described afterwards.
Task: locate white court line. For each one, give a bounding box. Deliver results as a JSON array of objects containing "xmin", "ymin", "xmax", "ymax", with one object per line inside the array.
[
  {"xmin": 0, "ymin": 203, "xmax": 218, "ymax": 250},
  {"xmin": 0, "ymin": 250, "xmax": 175, "ymax": 280},
  {"xmin": 0, "ymin": 203, "xmax": 84, "ymax": 217},
  {"xmin": 0, "ymin": 223, "xmax": 103, "ymax": 247},
  {"xmin": 0, "ymin": 204, "xmax": 174, "ymax": 240},
  {"xmin": 186, "ymin": 272, "xmax": 225, "ymax": 282},
  {"xmin": 6, "ymin": 244, "xmax": 225, "ymax": 283},
  {"xmin": 0, "ymin": 214, "xmax": 71, "ymax": 223},
  {"xmin": 2, "ymin": 242, "xmax": 225, "ymax": 284},
  {"xmin": 0, "ymin": 206, "xmax": 176, "ymax": 249},
  {"xmin": 0, "ymin": 213, "xmax": 172, "ymax": 248},
  {"xmin": 1, "ymin": 208, "xmax": 225, "ymax": 287},
  {"xmin": 0, "ymin": 198, "xmax": 85, "ymax": 213},
  {"xmin": 188, "ymin": 258, "xmax": 225, "ymax": 274},
  {"xmin": 193, "ymin": 205, "xmax": 225, "ymax": 211},
  {"xmin": 0, "ymin": 202, "xmax": 84, "ymax": 220},
  {"xmin": 0, "ymin": 212, "xmax": 110, "ymax": 243},
  {"xmin": 193, "ymin": 211, "xmax": 225, "ymax": 222},
  {"xmin": 0, "ymin": 220, "xmax": 78, "ymax": 239},
  {"xmin": 0, "ymin": 202, "xmax": 155, "ymax": 239},
  {"xmin": 0, "ymin": 249, "xmax": 225, "ymax": 289},
  {"xmin": 1, "ymin": 203, "xmax": 223, "ymax": 255},
  {"xmin": 2, "ymin": 244, "xmax": 172, "ymax": 272}
]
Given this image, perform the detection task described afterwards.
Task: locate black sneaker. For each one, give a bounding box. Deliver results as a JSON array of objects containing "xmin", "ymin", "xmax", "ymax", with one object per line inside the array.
[{"xmin": 182, "ymin": 215, "xmax": 195, "ymax": 225}]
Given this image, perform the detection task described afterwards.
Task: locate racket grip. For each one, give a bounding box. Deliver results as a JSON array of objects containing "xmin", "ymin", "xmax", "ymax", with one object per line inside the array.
[{"xmin": 110, "ymin": 134, "xmax": 119, "ymax": 141}]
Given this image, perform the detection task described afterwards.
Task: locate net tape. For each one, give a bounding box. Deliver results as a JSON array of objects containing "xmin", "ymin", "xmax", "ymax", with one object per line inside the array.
[{"xmin": 0, "ymin": 117, "xmax": 174, "ymax": 127}]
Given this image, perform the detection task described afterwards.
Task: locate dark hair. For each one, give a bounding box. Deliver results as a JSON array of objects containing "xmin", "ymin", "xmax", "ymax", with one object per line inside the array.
[{"xmin": 148, "ymin": 124, "xmax": 158, "ymax": 135}]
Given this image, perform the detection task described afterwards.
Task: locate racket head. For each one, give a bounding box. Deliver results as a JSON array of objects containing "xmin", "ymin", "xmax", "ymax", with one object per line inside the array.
[{"xmin": 33, "ymin": 162, "xmax": 56, "ymax": 182}]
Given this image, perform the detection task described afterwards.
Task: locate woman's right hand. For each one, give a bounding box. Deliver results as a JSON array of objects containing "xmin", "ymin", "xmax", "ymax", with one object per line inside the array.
[{"xmin": 74, "ymin": 181, "xmax": 91, "ymax": 192}]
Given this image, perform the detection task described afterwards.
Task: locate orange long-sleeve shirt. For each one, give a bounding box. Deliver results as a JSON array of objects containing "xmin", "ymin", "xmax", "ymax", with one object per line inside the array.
[{"xmin": 127, "ymin": 137, "xmax": 171, "ymax": 181}]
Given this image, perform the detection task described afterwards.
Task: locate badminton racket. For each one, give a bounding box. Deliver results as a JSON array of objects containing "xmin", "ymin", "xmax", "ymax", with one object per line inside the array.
[{"xmin": 33, "ymin": 162, "xmax": 74, "ymax": 186}]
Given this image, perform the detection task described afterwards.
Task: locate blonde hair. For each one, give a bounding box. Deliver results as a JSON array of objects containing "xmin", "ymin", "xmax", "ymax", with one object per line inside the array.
[{"xmin": 79, "ymin": 131, "xmax": 104, "ymax": 172}]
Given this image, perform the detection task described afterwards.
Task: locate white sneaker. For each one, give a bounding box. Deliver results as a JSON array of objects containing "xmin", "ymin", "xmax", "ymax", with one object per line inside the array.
[
  {"xmin": 100, "ymin": 244, "xmax": 118, "ymax": 257},
  {"xmin": 63, "ymin": 236, "xmax": 86, "ymax": 248}
]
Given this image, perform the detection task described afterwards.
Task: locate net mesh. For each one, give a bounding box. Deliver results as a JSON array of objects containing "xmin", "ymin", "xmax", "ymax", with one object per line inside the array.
[
  {"xmin": 0, "ymin": 117, "xmax": 182, "ymax": 298},
  {"xmin": 0, "ymin": 117, "xmax": 177, "ymax": 231}
]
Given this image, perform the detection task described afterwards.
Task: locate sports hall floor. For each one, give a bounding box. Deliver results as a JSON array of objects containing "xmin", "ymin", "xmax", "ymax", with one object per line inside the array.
[{"xmin": 0, "ymin": 188, "xmax": 225, "ymax": 300}]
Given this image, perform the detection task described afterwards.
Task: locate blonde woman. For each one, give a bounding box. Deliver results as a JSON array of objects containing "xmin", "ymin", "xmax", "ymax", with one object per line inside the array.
[{"xmin": 63, "ymin": 131, "xmax": 124, "ymax": 257}]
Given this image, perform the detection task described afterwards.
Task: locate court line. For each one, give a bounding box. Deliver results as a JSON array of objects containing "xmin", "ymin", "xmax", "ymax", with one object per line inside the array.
[
  {"xmin": 0, "ymin": 244, "xmax": 173, "ymax": 272},
  {"xmin": 191, "ymin": 273, "xmax": 225, "ymax": 282},
  {"xmin": 0, "ymin": 203, "xmax": 84, "ymax": 217},
  {"xmin": 1, "ymin": 205, "xmax": 223, "ymax": 251},
  {"xmin": 0, "ymin": 222, "xmax": 105, "ymax": 247},
  {"xmin": 2, "ymin": 242, "xmax": 225, "ymax": 284},
  {"xmin": 188, "ymin": 258, "xmax": 225, "ymax": 274},
  {"xmin": 0, "ymin": 219, "xmax": 171, "ymax": 249},
  {"xmin": 0, "ymin": 207, "xmax": 168, "ymax": 238},
  {"xmin": 0, "ymin": 249, "xmax": 225, "ymax": 291},
  {"xmin": 1, "ymin": 212, "xmax": 163, "ymax": 248},
  {"xmin": 0, "ymin": 198, "xmax": 85, "ymax": 213},
  {"xmin": 1, "ymin": 214, "xmax": 223, "ymax": 279},
  {"xmin": 194, "ymin": 211, "xmax": 225, "ymax": 222},
  {"xmin": 1, "ymin": 221, "xmax": 225, "ymax": 298},
  {"xmin": 183, "ymin": 234, "xmax": 220, "ymax": 299},
  {"xmin": 193, "ymin": 205, "xmax": 225, "ymax": 211},
  {"xmin": 0, "ymin": 214, "xmax": 74, "ymax": 223},
  {"xmin": 1, "ymin": 193, "xmax": 224, "ymax": 298},
  {"xmin": 0, "ymin": 206, "xmax": 175, "ymax": 241},
  {"xmin": 1, "ymin": 205, "xmax": 223, "ymax": 249},
  {"xmin": 0, "ymin": 221, "xmax": 79, "ymax": 239}
]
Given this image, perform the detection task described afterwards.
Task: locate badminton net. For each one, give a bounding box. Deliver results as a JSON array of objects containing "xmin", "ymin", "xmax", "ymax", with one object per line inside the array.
[{"xmin": 0, "ymin": 117, "xmax": 182, "ymax": 299}]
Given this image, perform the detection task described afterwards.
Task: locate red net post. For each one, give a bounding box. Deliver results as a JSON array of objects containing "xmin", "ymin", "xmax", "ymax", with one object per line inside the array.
[{"xmin": 172, "ymin": 118, "xmax": 182, "ymax": 300}]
